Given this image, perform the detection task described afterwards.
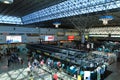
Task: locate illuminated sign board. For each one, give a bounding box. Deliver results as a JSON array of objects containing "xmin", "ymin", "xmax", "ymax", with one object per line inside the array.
[
  {"xmin": 89, "ymin": 34, "xmax": 108, "ymax": 37},
  {"xmin": 44, "ymin": 52, "xmax": 50, "ymax": 55},
  {"xmin": 6, "ymin": 36, "xmax": 22, "ymax": 43},
  {"xmin": 68, "ymin": 36, "xmax": 74, "ymax": 40},
  {"xmin": 36, "ymin": 50, "xmax": 41, "ymax": 53},
  {"xmin": 45, "ymin": 36, "xmax": 54, "ymax": 41}
]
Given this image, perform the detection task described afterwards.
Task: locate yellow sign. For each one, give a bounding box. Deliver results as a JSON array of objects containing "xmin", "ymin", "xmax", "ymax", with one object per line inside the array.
[
  {"xmin": 44, "ymin": 52, "xmax": 50, "ymax": 55},
  {"xmin": 36, "ymin": 50, "xmax": 41, "ymax": 53}
]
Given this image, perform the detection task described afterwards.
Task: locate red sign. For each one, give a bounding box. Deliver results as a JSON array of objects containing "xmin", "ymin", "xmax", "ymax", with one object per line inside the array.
[
  {"xmin": 48, "ymin": 36, "xmax": 54, "ymax": 39},
  {"xmin": 45, "ymin": 36, "xmax": 54, "ymax": 41},
  {"xmin": 68, "ymin": 36, "xmax": 74, "ymax": 40}
]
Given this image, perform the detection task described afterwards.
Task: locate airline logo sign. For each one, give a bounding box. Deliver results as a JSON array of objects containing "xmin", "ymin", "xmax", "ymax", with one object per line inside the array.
[{"xmin": 45, "ymin": 36, "xmax": 54, "ymax": 41}]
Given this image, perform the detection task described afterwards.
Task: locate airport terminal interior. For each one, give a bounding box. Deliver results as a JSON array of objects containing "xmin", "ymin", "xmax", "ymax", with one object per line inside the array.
[{"xmin": 0, "ymin": 0, "xmax": 120, "ymax": 80}]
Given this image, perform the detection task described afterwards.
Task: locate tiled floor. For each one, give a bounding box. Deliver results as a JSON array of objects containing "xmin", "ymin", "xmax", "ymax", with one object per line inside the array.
[
  {"xmin": 0, "ymin": 53, "xmax": 76, "ymax": 80},
  {"xmin": 0, "ymin": 53, "xmax": 120, "ymax": 80},
  {"xmin": 0, "ymin": 53, "xmax": 28, "ymax": 80},
  {"xmin": 105, "ymin": 62, "xmax": 120, "ymax": 80}
]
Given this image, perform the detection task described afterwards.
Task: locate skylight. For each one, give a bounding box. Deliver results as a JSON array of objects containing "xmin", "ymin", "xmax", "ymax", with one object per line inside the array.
[{"xmin": 22, "ymin": 0, "xmax": 120, "ymax": 24}]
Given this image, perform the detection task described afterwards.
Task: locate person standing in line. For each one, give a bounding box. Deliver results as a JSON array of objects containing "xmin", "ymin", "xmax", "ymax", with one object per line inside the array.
[{"xmin": 53, "ymin": 72, "xmax": 58, "ymax": 80}]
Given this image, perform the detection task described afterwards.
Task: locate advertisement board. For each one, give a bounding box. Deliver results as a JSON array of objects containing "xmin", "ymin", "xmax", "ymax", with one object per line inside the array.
[
  {"xmin": 6, "ymin": 36, "xmax": 22, "ymax": 43},
  {"xmin": 45, "ymin": 36, "xmax": 54, "ymax": 41},
  {"xmin": 68, "ymin": 36, "xmax": 74, "ymax": 40}
]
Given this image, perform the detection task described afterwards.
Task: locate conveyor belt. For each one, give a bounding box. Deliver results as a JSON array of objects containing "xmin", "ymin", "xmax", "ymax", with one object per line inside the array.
[
  {"xmin": 27, "ymin": 44, "xmax": 81, "ymax": 66},
  {"xmin": 27, "ymin": 43, "xmax": 108, "ymax": 71}
]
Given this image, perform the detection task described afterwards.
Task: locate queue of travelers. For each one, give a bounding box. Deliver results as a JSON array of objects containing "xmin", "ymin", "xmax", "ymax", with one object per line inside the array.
[
  {"xmin": 0, "ymin": 45, "xmax": 25, "ymax": 67},
  {"xmin": 7, "ymin": 52, "xmax": 23, "ymax": 67},
  {"xmin": 27, "ymin": 51, "xmax": 63, "ymax": 80}
]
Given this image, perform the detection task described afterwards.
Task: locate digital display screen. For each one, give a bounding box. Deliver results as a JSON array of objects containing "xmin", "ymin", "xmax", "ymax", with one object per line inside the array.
[
  {"xmin": 45, "ymin": 36, "xmax": 54, "ymax": 41},
  {"xmin": 6, "ymin": 36, "xmax": 22, "ymax": 43}
]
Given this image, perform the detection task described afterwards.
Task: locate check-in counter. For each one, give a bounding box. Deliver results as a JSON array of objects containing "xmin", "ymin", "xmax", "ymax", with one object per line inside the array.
[{"xmin": 91, "ymin": 51, "xmax": 117, "ymax": 64}]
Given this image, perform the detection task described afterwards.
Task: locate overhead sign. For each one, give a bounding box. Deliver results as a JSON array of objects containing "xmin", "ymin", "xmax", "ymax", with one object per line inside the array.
[
  {"xmin": 68, "ymin": 36, "xmax": 74, "ymax": 40},
  {"xmin": 6, "ymin": 35, "xmax": 22, "ymax": 43},
  {"xmin": 36, "ymin": 50, "xmax": 41, "ymax": 53},
  {"xmin": 45, "ymin": 36, "xmax": 54, "ymax": 41}
]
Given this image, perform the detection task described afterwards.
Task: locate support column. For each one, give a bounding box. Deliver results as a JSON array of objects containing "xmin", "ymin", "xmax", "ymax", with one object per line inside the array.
[
  {"xmin": 80, "ymin": 29, "xmax": 86, "ymax": 44},
  {"xmin": 81, "ymin": 33, "xmax": 85, "ymax": 44}
]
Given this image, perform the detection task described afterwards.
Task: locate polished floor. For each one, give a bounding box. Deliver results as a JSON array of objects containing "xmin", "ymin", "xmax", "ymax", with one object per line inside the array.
[
  {"xmin": 105, "ymin": 62, "xmax": 120, "ymax": 80},
  {"xmin": 0, "ymin": 53, "xmax": 76, "ymax": 80},
  {"xmin": 0, "ymin": 53, "xmax": 120, "ymax": 80}
]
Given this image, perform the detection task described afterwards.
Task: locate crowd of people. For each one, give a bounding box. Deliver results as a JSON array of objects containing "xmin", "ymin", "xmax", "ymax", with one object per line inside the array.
[
  {"xmin": 27, "ymin": 52, "xmax": 63, "ymax": 70},
  {"xmin": 0, "ymin": 44, "xmax": 27, "ymax": 67},
  {"xmin": 7, "ymin": 52, "xmax": 23, "ymax": 67},
  {"xmin": 27, "ymin": 51, "xmax": 67, "ymax": 80}
]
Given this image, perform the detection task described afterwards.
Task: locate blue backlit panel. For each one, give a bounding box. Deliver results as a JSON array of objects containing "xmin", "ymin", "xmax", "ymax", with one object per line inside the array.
[
  {"xmin": 22, "ymin": 0, "xmax": 120, "ymax": 24},
  {"xmin": 0, "ymin": 15, "xmax": 22, "ymax": 24}
]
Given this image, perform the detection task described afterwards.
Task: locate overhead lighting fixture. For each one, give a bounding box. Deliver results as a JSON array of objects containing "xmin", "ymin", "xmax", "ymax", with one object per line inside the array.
[
  {"xmin": 99, "ymin": 15, "xmax": 114, "ymax": 25},
  {"xmin": 53, "ymin": 22, "xmax": 61, "ymax": 28},
  {"xmin": 0, "ymin": 0, "xmax": 13, "ymax": 4}
]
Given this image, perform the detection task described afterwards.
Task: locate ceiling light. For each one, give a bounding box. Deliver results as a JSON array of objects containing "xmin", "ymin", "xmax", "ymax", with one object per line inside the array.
[
  {"xmin": 4, "ymin": 1, "xmax": 10, "ymax": 4},
  {"xmin": 0, "ymin": 0, "xmax": 13, "ymax": 4},
  {"xmin": 99, "ymin": 15, "xmax": 114, "ymax": 25},
  {"xmin": 53, "ymin": 22, "xmax": 61, "ymax": 28}
]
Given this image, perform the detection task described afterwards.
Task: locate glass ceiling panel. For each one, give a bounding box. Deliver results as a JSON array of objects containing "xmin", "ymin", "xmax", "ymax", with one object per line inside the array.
[
  {"xmin": 0, "ymin": 15, "xmax": 22, "ymax": 24},
  {"xmin": 22, "ymin": 0, "xmax": 120, "ymax": 24}
]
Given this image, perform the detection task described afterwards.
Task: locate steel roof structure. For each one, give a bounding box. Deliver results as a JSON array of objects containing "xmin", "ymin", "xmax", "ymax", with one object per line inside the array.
[{"xmin": 0, "ymin": 0, "xmax": 120, "ymax": 29}]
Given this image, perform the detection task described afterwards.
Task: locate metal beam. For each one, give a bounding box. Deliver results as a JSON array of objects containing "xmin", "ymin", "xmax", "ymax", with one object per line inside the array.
[{"xmin": 22, "ymin": 0, "xmax": 120, "ymax": 24}]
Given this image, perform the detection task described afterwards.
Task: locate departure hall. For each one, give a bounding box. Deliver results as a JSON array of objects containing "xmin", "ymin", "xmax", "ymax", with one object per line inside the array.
[{"xmin": 0, "ymin": 0, "xmax": 120, "ymax": 80}]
